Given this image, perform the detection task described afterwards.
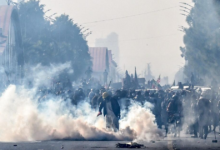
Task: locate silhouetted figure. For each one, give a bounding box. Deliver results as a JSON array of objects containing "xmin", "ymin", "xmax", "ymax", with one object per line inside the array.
[
  {"xmin": 134, "ymin": 90, "xmax": 144, "ymax": 105},
  {"xmin": 123, "ymin": 70, "xmax": 131, "ymax": 89},
  {"xmin": 198, "ymin": 91, "xmax": 211, "ymax": 139},
  {"xmin": 97, "ymin": 92, "xmax": 120, "ymax": 132}
]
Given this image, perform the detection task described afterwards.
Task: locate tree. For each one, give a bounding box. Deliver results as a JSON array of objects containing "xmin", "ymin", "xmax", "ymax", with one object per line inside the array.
[
  {"xmin": 19, "ymin": 0, "xmax": 50, "ymax": 65},
  {"xmin": 18, "ymin": 0, "xmax": 91, "ymax": 81},
  {"xmin": 51, "ymin": 15, "xmax": 91, "ymax": 79},
  {"xmin": 181, "ymin": 0, "xmax": 220, "ymax": 83}
]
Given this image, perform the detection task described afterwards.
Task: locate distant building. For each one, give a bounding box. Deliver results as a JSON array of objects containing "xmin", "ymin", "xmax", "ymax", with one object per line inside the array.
[
  {"xmin": 95, "ymin": 32, "xmax": 120, "ymax": 64},
  {"xmin": 0, "ymin": 5, "xmax": 24, "ymax": 86},
  {"xmin": 89, "ymin": 47, "xmax": 118, "ymax": 84}
]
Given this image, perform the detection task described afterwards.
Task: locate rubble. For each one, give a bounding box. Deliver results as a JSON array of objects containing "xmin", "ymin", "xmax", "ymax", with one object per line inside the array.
[{"xmin": 116, "ymin": 142, "xmax": 144, "ymax": 148}]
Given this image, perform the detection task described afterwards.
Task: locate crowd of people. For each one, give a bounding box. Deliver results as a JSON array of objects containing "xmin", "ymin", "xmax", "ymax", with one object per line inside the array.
[{"xmin": 36, "ymin": 74, "xmax": 220, "ymax": 139}]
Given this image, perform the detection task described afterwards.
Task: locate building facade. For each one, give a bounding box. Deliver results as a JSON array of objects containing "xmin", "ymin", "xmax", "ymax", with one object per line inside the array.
[{"xmin": 89, "ymin": 47, "xmax": 117, "ymax": 84}]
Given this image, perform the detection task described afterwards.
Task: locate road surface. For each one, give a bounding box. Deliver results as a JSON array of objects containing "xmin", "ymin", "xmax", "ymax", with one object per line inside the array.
[{"xmin": 0, "ymin": 132, "xmax": 219, "ymax": 150}]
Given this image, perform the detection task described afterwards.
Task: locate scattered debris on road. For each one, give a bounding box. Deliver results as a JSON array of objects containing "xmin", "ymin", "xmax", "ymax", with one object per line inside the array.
[
  {"xmin": 212, "ymin": 140, "xmax": 218, "ymax": 143},
  {"xmin": 116, "ymin": 142, "xmax": 144, "ymax": 148}
]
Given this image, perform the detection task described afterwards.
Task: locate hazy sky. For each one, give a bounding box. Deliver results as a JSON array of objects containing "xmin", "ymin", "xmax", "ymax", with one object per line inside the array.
[{"xmin": 2, "ymin": 0, "xmax": 193, "ymax": 82}]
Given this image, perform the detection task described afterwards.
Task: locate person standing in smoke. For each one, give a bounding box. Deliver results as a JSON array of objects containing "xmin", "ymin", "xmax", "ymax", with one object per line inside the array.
[
  {"xmin": 103, "ymin": 70, "xmax": 108, "ymax": 85},
  {"xmin": 123, "ymin": 70, "xmax": 131, "ymax": 89},
  {"xmin": 166, "ymin": 94, "xmax": 182, "ymax": 137},
  {"xmin": 197, "ymin": 90, "xmax": 211, "ymax": 139},
  {"xmin": 191, "ymin": 94, "xmax": 199, "ymax": 138},
  {"xmin": 161, "ymin": 93, "xmax": 170, "ymax": 137},
  {"xmin": 88, "ymin": 89, "xmax": 95, "ymax": 102},
  {"xmin": 210, "ymin": 92, "xmax": 219, "ymax": 132},
  {"xmin": 97, "ymin": 88, "xmax": 106, "ymax": 104},
  {"xmin": 155, "ymin": 91, "xmax": 163, "ymax": 129},
  {"xmin": 134, "ymin": 90, "xmax": 144, "ymax": 105},
  {"xmin": 97, "ymin": 92, "xmax": 120, "ymax": 132},
  {"xmin": 178, "ymin": 82, "xmax": 184, "ymax": 90},
  {"xmin": 72, "ymin": 88, "xmax": 85, "ymax": 105},
  {"xmin": 144, "ymin": 90, "xmax": 150, "ymax": 102}
]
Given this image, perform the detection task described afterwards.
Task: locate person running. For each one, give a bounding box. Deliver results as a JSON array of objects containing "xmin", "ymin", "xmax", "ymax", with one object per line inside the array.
[{"xmin": 97, "ymin": 92, "xmax": 120, "ymax": 132}]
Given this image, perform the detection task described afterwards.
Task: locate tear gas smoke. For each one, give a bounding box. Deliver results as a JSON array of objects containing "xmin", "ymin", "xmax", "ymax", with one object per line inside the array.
[
  {"xmin": 0, "ymin": 63, "xmax": 163, "ymax": 142},
  {"xmin": 24, "ymin": 62, "xmax": 72, "ymax": 88}
]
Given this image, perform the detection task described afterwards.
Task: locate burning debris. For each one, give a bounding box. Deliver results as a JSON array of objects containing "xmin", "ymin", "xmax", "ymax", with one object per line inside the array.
[{"xmin": 116, "ymin": 142, "xmax": 144, "ymax": 148}]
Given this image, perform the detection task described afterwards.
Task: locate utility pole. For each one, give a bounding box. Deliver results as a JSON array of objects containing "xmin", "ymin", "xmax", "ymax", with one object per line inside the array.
[{"xmin": 7, "ymin": 0, "xmax": 10, "ymax": 5}]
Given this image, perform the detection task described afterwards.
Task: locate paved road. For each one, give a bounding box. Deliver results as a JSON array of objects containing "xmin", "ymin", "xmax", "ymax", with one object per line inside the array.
[
  {"xmin": 170, "ymin": 132, "xmax": 220, "ymax": 150},
  {"xmin": 0, "ymin": 141, "xmax": 168, "ymax": 150},
  {"xmin": 0, "ymin": 132, "xmax": 219, "ymax": 150}
]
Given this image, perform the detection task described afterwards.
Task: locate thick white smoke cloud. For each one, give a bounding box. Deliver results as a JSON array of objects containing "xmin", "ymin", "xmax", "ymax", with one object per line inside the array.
[
  {"xmin": 24, "ymin": 62, "xmax": 72, "ymax": 88},
  {"xmin": 120, "ymin": 102, "xmax": 163, "ymax": 142},
  {"xmin": 0, "ymin": 63, "xmax": 163, "ymax": 142}
]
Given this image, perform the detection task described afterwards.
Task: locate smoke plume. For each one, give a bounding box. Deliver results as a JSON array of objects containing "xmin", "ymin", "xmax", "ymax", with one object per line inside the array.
[{"xmin": 0, "ymin": 63, "xmax": 163, "ymax": 142}]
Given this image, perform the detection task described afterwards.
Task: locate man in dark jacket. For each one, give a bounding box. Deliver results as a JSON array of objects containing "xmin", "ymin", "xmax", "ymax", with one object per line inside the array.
[
  {"xmin": 97, "ymin": 92, "xmax": 120, "ymax": 131},
  {"xmin": 167, "ymin": 94, "xmax": 182, "ymax": 137},
  {"xmin": 72, "ymin": 88, "xmax": 85, "ymax": 105},
  {"xmin": 198, "ymin": 93, "xmax": 211, "ymax": 139}
]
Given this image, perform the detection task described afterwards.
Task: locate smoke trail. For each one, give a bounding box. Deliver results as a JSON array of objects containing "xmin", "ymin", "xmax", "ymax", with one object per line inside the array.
[{"xmin": 0, "ymin": 63, "xmax": 163, "ymax": 142}]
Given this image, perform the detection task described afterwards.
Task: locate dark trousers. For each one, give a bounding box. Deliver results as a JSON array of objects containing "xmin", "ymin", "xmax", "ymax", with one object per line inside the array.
[
  {"xmin": 199, "ymin": 125, "xmax": 208, "ymax": 139},
  {"xmin": 199, "ymin": 114, "xmax": 209, "ymax": 139},
  {"xmin": 192, "ymin": 121, "xmax": 199, "ymax": 137}
]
